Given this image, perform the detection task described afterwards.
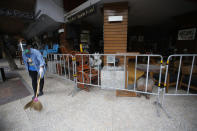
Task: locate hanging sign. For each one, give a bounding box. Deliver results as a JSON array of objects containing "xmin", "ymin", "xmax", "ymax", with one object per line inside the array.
[
  {"xmin": 67, "ymin": 5, "xmax": 95, "ymax": 23},
  {"xmin": 58, "ymin": 28, "xmax": 64, "ymax": 33},
  {"xmin": 0, "ymin": 8, "xmax": 34, "ymax": 20},
  {"xmin": 108, "ymin": 16, "xmax": 123, "ymax": 22},
  {"xmin": 178, "ymin": 28, "xmax": 196, "ymax": 40}
]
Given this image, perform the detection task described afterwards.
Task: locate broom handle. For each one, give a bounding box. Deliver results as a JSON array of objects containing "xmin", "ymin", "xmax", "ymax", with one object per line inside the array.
[{"xmin": 35, "ymin": 74, "xmax": 41, "ymax": 98}]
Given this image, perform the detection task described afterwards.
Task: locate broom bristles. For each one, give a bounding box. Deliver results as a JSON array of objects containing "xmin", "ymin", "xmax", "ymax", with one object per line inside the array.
[
  {"xmin": 24, "ymin": 99, "xmax": 43, "ymax": 111},
  {"xmin": 24, "ymin": 100, "xmax": 33, "ymax": 110},
  {"xmin": 32, "ymin": 101, "xmax": 43, "ymax": 111},
  {"xmin": 24, "ymin": 74, "xmax": 43, "ymax": 111}
]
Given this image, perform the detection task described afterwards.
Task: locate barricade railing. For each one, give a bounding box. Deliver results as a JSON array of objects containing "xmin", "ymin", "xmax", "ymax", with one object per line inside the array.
[
  {"xmin": 47, "ymin": 54, "xmax": 74, "ymax": 81},
  {"xmin": 46, "ymin": 53, "xmax": 197, "ymax": 117},
  {"xmin": 164, "ymin": 54, "xmax": 197, "ymax": 96},
  {"xmin": 47, "ymin": 53, "xmax": 197, "ymax": 96},
  {"xmin": 73, "ymin": 53, "xmax": 165, "ymax": 117},
  {"xmin": 74, "ymin": 54, "xmax": 163, "ymax": 96}
]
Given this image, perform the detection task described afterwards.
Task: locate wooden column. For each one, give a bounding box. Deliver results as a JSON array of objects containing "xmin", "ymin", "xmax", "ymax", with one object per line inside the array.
[
  {"xmin": 104, "ymin": 2, "xmax": 128, "ymax": 53},
  {"xmin": 59, "ymin": 24, "xmax": 72, "ymax": 53},
  {"xmin": 103, "ymin": 2, "xmax": 128, "ymax": 65},
  {"xmin": 104, "ymin": 3, "xmax": 136, "ymax": 97}
]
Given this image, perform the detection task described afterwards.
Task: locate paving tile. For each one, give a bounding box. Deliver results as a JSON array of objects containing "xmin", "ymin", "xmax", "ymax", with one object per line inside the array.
[{"xmin": 0, "ymin": 60, "xmax": 197, "ymax": 131}]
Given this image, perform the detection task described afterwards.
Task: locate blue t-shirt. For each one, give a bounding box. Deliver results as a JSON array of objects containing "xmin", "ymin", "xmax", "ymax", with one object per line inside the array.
[{"xmin": 26, "ymin": 54, "xmax": 37, "ymax": 71}]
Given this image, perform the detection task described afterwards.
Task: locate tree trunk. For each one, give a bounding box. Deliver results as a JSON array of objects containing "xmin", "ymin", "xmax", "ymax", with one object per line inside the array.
[{"xmin": 1, "ymin": 38, "xmax": 18, "ymax": 70}]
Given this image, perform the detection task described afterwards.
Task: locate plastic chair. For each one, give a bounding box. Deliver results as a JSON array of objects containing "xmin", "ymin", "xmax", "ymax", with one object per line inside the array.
[{"xmin": 48, "ymin": 44, "xmax": 59, "ymax": 53}]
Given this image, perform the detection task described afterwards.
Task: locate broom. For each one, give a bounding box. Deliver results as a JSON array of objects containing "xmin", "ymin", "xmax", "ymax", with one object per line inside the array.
[{"xmin": 24, "ymin": 74, "xmax": 43, "ymax": 111}]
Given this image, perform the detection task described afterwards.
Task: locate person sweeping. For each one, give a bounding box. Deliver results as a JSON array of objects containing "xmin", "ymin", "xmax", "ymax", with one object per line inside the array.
[
  {"xmin": 22, "ymin": 43, "xmax": 45, "ymax": 99},
  {"xmin": 20, "ymin": 40, "xmax": 45, "ymax": 111}
]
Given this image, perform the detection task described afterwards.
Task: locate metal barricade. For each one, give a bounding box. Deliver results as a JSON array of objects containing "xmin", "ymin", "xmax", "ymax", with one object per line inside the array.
[
  {"xmin": 46, "ymin": 53, "xmax": 197, "ymax": 118},
  {"xmin": 164, "ymin": 54, "xmax": 197, "ymax": 96},
  {"xmin": 73, "ymin": 53, "xmax": 165, "ymax": 116},
  {"xmin": 74, "ymin": 54, "xmax": 163, "ymax": 95},
  {"xmin": 47, "ymin": 54, "xmax": 74, "ymax": 81}
]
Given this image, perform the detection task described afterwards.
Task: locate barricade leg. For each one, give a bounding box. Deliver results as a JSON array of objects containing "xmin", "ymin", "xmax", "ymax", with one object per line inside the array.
[
  {"xmin": 68, "ymin": 55, "xmax": 82, "ymax": 97},
  {"xmin": 153, "ymin": 87, "xmax": 171, "ymax": 118}
]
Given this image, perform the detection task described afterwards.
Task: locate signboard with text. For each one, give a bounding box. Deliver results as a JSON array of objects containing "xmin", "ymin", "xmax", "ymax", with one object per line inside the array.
[
  {"xmin": 0, "ymin": 8, "xmax": 34, "ymax": 20},
  {"xmin": 178, "ymin": 28, "xmax": 196, "ymax": 40},
  {"xmin": 67, "ymin": 5, "xmax": 95, "ymax": 23}
]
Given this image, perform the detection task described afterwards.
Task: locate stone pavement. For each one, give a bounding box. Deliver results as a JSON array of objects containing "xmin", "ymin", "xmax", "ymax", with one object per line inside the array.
[
  {"xmin": 0, "ymin": 71, "xmax": 31, "ymax": 105},
  {"xmin": 0, "ymin": 59, "xmax": 197, "ymax": 131}
]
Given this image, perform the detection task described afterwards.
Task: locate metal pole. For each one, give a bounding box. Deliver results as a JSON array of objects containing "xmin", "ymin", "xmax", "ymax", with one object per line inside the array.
[
  {"xmin": 165, "ymin": 93, "xmax": 197, "ymax": 96},
  {"xmin": 65, "ymin": 56, "xmax": 67, "ymax": 78},
  {"xmin": 48, "ymin": 54, "xmax": 51, "ymax": 72},
  {"xmin": 161, "ymin": 88, "xmax": 165, "ymax": 106},
  {"xmin": 175, "ymin": 56, "xmax": 182, "ymax": 94},
  {"xmin": 60, "ymin": 55, "xmax": 62, "ymax": 75},
  {"xmin": 68, "ymin": 56, "xmax": 70, "ymax": 80},
  {"xmin": 158, "ymin": 57, "xmax": 163, "ymax": 93},
  {"xmin": 156, "ymin": 86, "xmax": 160, "ymax": 117},
  {"xmin": 46, "ymin": 54, "xmax": 48, "ymax": 72},
  {"xmin": 51, "ymin": 54, "xmax": 53, "ymax": 73},
  {"xmin": 48, "ymin": 54, "xmax": 50, "ymax": 73},
  {"xmin": 114, "ymin": 56, "xmax": 116, "ymax": 69},
  {"xmin": 57, "ymin": 54, "xmax": 59, "ymax": 75},
  {"xmin": 55, "ymin": 54, "xmax": 57, "ymax": 74},
  {"xmin": 63, "ymin": 55, "xmax": 66, "ymax": 77},
  {"xmin": 164, "ymin": 59, "xmax": 170, "ymax": 90},
  {"xmin": 127, "ymin": 70, "xmax": 128, "ymax": 88},
  {"xmin": 97, "ymin": 55, "xmax": 100, "ymax": 86},
  {"xmin": 89, "ymin": 55, "xmax": 92, "ymax": 85},
  {"xmin": 107, "ymin": 56, "xmax": 109, "ymax": 70},
  {"xmin": 72, "ymin": 56, "xmax": 75, "ymax": 81},
  {"xmin": 187, "ymin": 56, "xmax": 195, "ymax": 94},
  {"xmin": 82, "ymin": 55, "xmax": 84, "ymax": 84},
  {"xmin": 75, "ymin": 56, "xmax": 77, "ymax": 82},
  {"xmin": 124, "ymin": 55, "xmax": 126, "ymax": 89},
  {"xmin": 134, "ymin": 56, "xmax": 138, "ymax": 91},
  {"xmin": 74, "ymin": 58, "xmax": 77, "ymax": 83},
  {"xmin": 145, "ymin": 56, "xmax": 150, "ymax": 92}
]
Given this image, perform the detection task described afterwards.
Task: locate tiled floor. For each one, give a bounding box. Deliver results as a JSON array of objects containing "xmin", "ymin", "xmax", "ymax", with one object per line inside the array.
[
  {"xmin": 0, "ymin": 71, "xmax": 31, "ymax": 105},
  {"xmin": 0, "ymin": 59, "xmax": 197, "ymax": 131}
]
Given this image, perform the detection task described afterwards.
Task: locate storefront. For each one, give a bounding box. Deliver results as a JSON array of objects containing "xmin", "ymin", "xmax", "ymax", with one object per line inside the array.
[{"xmin": 61, "ymin": 0, "xmax": 197, "ymax": 55}]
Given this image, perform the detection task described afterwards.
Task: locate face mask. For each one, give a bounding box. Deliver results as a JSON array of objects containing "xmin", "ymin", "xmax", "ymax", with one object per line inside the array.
[{"xmin": 25, "ymin": 49, "xmax": 30, "ymax": 54}]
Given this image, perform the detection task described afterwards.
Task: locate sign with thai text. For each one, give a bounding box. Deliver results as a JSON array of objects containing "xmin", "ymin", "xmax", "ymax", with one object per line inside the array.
[
  {"xmin": 0, "ymin": 8, "xmax": 34, "ymax": 20},
  {"xmin": 67, "ymin": 6, "xmax": 95, "ymax": 23}
]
